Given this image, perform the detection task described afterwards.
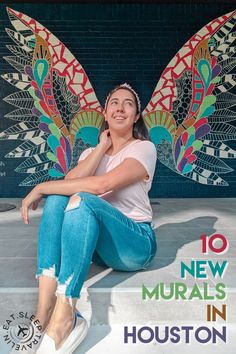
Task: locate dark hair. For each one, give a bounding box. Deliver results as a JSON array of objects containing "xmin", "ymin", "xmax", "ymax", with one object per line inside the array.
[{"xmin": 100, "ymin": 84, "xmax": 150, "ymax": 141}]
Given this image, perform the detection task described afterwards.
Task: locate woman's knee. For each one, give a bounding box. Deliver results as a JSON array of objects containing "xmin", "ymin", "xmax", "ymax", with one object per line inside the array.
[
  {"xmin": 65, "ymin": 192, "xmax": 100, "ymax": 213},
  {"xmin": 77, "ymin": 192, "xmax": 100, "ymax": 202},
  {"xmin": 44, "ymin": 195, "xmax": 69, "ymax": 214},
  {"xmin": 45, "ymin": 195, "xmax": 69, "ymax": 207},
  {"xmin": 65, "ymin": 194, "xmax": 82, "ymax": 212}
]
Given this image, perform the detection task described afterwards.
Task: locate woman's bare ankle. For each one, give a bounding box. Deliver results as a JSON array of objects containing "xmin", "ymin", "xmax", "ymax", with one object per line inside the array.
[{"xmin": 35, "ymin": 305, "xmax": 55, "ymax": 331}]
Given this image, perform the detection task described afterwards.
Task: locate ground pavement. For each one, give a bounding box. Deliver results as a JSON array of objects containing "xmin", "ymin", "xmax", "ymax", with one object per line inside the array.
[{"xmin": 0, "ymin": 198, "xmax": 235, "ymax": 354}]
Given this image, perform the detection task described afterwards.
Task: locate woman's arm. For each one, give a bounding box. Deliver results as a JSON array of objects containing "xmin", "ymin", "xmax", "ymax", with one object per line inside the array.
[
  {"xmin": 37, "ymin": 158, "xmax": 147, "ymax": 196},
  {"xmin": 21, "ymin": 158, "xmax": 147, "ymax": 224},
  {"xmin": 38, "ymin": 175, "xmax": 106, "ymax": 196},
  {"xmin": 65, "ymin": 130, "xmax": 111, "ymax": 179}
]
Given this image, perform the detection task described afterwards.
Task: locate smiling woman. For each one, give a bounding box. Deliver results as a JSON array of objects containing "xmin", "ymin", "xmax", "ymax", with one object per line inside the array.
[
  {"xmin": 20, "ymin": 84, "xmax": 158, "ymax": 354},
  {"xmin": 101, "ymin": 83, "xmax": 150, "ymax": 142}
]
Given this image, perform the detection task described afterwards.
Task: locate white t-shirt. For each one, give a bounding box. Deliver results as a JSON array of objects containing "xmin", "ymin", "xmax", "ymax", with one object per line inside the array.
[{"xmin": 79, "ymin": 139, "xmax": 157, "ymax": 222}]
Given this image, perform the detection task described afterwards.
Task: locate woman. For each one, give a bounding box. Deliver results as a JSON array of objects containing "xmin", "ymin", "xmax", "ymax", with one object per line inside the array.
[{"xmin": 20, "ymin": 83, "xmax": 157, "ymax": 354}]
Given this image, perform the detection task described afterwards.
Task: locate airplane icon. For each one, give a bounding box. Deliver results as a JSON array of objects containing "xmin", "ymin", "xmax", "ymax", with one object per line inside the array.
[{"xmin": 17, "ymin": 325, "xmax": 29, "ymax": 338}]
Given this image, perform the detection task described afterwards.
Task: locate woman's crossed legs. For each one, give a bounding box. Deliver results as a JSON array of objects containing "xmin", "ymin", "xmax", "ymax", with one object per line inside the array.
[{"xmin": 35, "ymin": 192, "xmax": 157, "ymax": 349}]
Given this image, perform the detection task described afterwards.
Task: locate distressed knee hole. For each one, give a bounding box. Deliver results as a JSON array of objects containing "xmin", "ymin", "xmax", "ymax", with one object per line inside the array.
[{"xmin": 65, "ymin": 194, "xmax": 81, "ymax": 212}]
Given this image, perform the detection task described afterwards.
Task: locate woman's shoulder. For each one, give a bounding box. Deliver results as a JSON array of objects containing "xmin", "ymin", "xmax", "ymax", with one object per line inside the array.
[
  {"xmin": 131, "ymin": 139, "xmax": 156, "ymax": 152},
  {"xmin": 136, "ymin": 139, "xmax": 156, "ymax": 147},
  {"xmin": 124, "ymin": 139, "xmax": 157, "ymax": 159},
  {"xmin": 84, "ymin": 146, "xmax": 93, "ymax": 151},
  {"xmin": 78, "ymin": 146, "xmax": 94, "ymax": 161}
]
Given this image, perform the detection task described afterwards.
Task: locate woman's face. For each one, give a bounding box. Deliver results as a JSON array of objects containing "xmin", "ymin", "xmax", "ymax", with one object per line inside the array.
[{"xmin": 104, "ymin": 88, "xmax": 139, "ymax": 134}]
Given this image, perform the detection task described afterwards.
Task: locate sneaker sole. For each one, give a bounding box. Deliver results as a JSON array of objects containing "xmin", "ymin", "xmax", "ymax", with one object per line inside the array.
[{"xmin": 59, "ymin": 321, "xmax": 89, "ymax": 354}]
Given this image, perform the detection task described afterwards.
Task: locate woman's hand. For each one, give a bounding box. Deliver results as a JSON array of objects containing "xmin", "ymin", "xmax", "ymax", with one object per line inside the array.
[
  {"xmin": 21, "ymin": 185, "xmax": 43, "ymax": 224},
  {"xmin": 99, "ymin": 129, "xmax": 112, "ymax": 152}
]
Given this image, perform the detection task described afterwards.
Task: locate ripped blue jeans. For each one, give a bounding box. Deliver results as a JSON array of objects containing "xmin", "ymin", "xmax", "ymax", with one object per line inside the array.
[{"xmin": 36, "ymin": 192, "xmax": 157, "ymax": 304}]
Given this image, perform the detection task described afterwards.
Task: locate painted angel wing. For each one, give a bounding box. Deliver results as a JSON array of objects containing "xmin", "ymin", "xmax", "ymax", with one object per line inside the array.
[
  {"xmin": 143, "ymin": 10, "xmax": 236, "ymax": 186},
  {"xmin": 0, "ymin": 7, "xmax": 104, "ymax": 186}
]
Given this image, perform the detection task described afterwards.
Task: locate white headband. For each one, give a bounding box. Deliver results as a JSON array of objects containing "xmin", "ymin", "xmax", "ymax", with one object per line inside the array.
[{"xmin": 104, "ymin": 83, "xmax": 141, "ymax": 112}]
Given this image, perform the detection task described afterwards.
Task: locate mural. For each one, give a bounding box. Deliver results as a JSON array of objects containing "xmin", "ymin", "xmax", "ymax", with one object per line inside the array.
[{"xmin": 1, "ymin": 7, "xmax": 236, "ymax": 187}]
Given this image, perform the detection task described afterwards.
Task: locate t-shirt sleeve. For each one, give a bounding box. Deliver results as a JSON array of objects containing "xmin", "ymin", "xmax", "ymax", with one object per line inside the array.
[
  {"xmin": 78, "ymin": 147, "xmax": 93, "ymax": 162},
  {"xmin": 124, "ymin": 141, "xmax": 157, "ymax": 182}
]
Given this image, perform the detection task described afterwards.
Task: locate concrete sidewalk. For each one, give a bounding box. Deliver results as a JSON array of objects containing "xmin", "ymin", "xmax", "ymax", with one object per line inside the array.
[{"xmin": 0, "ymin": 198, "xmax": 235, "ymax": 353}]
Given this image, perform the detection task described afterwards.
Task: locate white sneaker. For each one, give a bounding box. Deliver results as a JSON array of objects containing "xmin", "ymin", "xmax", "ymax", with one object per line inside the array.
[{"xmin": 36, "ymin": 311, "xmax": 88, "ymax": 354}]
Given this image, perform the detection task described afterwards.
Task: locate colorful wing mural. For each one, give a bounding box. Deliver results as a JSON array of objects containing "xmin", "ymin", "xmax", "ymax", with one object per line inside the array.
[
  {"xmin": 1, "ymin": 7, "xmax": 236, "ymax": 186},
  {"xmin": 0, "ymin": 7, "xmax": 104, "ymax": 186},
  {"xmin": 143, "ymin": 10, "xmax": 236, "ymax": 186}
]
